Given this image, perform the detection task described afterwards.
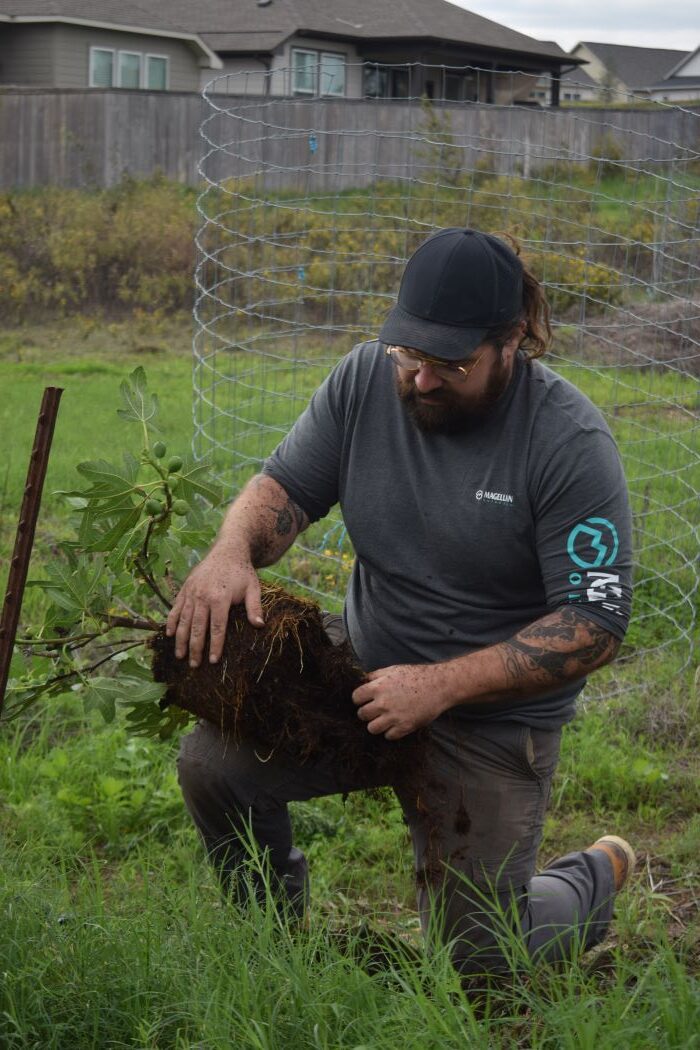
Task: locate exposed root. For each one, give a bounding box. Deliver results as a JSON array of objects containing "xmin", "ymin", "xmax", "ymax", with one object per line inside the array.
[{"xmin": 149, "ymin": 583, "xmax": 427, "ymax": 791}]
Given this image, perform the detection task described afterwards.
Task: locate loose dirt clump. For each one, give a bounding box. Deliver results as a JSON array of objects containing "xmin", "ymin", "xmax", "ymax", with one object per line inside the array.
[{"xmin": 150, "ymin": 583, "xmax": 427, "ymax": 791}]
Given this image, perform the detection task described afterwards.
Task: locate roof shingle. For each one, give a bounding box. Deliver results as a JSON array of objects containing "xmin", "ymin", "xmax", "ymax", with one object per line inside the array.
[
  {"xmin": 577, "ymin": 41, "xmax": 690, "ymax": 90},
  {"xmin": 2, "ymin": 0, "xmax": 568, "ymax": 61}
]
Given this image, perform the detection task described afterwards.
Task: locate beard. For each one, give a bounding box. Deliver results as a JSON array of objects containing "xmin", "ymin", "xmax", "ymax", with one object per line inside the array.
[{"xmin": 396, "ymin": 354, "xmax": 513, "ymax": 435}]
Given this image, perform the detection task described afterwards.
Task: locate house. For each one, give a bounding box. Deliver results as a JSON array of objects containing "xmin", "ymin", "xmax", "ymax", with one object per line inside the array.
[
  {"xmin": 529, "ymin": 65, "xmax": 598, "ymax": 106},
  {"xmin": 0, "ymin": 3, "xmax": 222, "ymax": 91},
  {"xmin": 0, "ymin": 1, "xmax": 577, "ymax": 104},
  {"xmin": 570, "ymin": 41, "xmax": 700, "ymax": 103},
  {"xmin": 648, "ymin": 46, "xmax": 700, "ymax": 103}
]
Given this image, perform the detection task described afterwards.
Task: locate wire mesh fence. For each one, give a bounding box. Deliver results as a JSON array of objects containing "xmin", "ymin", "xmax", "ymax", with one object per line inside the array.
[{"xmin": 193, "ymin": 64, "xmax": 699, "ymax": 694}]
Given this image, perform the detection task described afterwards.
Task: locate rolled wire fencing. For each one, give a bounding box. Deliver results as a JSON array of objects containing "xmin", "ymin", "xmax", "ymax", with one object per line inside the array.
[{"xmin": 193, "ymin": 63, "xmax": 699, "ymax": 696}]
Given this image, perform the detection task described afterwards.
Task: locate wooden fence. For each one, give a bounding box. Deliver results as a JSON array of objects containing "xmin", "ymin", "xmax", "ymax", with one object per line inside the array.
[{"xmin": 1, "ymin": 87, "xmax": 698, "ymax": 189}]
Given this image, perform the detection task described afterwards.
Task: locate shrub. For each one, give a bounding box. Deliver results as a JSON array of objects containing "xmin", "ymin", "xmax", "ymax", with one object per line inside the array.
[
  {"xmin": 1, "ymin": 174, "xmax": 632, "ymax": 324},
  {"xmin": 0, "ymin": 178, "xmax": 197, "ymax": 321},
  {"xmin": 589, "ymin": 133, "xmax": 625, "ymax": 179}
]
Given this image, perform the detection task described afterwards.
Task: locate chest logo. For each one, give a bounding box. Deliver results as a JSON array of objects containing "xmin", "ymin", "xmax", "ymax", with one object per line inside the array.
[{"xmin": 475, "ymin": 489, "xmax": 514, "ymax": 505}]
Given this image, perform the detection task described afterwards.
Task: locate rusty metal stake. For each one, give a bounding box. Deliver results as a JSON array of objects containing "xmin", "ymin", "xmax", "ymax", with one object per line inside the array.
[{"xmin": 0, "ymin": 387, "xmax": 64, "ymax": 716}]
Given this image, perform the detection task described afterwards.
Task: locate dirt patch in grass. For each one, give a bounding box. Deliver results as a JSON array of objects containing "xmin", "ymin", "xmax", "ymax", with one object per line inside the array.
[{"xmin": 571, "ymin": 299, "xmax": 700, "ymax": 375}]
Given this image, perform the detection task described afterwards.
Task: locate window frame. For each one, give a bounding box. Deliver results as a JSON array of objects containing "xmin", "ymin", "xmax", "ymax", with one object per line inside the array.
[
  {"xmin": 291, "ymin": 48, "xmax": 318, "ymax": 95},
  {"xmin": 363, "ymin": 62, "xmax": 411, "ymax": 99},
  {"xmin": 89, "ymin": 46, "xmax": 115, "ymax": 88},
  {"xmin": 117, "ymin": 49, "xmax": 143, "ymax": 89},
  {"xmin": 292, "ymin": 47, "xmax": 346, "ymax": 97},
  {"xmin": 145, "ymin": 53, "xmax": 169, "ymax": 91},
  {"xmin": 319, "ymin": 51, "xmax": 346, "ymax": 96}
]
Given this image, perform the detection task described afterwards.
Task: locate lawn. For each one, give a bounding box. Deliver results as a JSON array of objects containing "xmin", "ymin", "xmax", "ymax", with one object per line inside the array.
[{"xmin": 1, "ymin": 315, "xmax": 699, "ymax": 1048}]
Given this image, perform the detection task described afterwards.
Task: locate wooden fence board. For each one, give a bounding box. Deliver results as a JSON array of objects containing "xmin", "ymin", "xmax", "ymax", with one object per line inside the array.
[{"xmin": 0, "ymin": 88, "xmax": 697, "ymax": 189}]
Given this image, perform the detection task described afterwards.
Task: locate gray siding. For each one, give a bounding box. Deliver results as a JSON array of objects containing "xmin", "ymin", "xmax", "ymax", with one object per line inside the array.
[
  {"xmin": 0, "ymin": 24, "xmax": 58, "ymax": 86},
  {"xmin": 54, "ymin": 24, "xmax": 201, "ymax": 91},
  {"xmin": 0, "ymin": 23, "xmax": 202, "ymax": 91}
]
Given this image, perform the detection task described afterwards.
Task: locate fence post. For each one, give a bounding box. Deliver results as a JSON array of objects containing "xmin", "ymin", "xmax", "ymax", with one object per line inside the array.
[{"xmin": 0, "ymin": 387, "xmax": 63, "ymax": 714}]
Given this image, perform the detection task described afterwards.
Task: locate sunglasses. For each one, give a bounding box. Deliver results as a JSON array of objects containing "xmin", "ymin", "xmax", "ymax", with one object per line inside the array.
[{"xmin": 385, "ymin": 346, "xmax": 484, "ymax": 382}]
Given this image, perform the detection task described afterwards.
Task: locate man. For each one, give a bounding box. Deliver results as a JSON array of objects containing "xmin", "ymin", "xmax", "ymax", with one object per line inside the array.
[{"xmin": 171, "ymin": 228, "xmax": 634, "ymax": 975}]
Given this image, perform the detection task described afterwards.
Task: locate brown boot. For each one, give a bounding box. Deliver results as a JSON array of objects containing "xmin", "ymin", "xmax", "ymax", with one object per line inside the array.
[{"xmin": 585, "ymin": 835, "xmax": 636, "ymax": 892}]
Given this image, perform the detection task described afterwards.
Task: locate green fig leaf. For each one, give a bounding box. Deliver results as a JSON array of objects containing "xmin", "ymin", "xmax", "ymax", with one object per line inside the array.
[{"xmin": 116, "ymin": 367, "xmax": 161, "ymax": 429}]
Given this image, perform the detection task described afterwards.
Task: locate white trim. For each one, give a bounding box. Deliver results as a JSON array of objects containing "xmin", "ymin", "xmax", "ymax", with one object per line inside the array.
[
  {"xmin": 291, "ymin": 46, "xmax": 346, "ymax": 96},
  {"xmin": 145, "ymin": 53, "xmax": 169, "ymax": 91},
  {"xmin": 4, "ymin": 14, "xmax": 222, "ymax": 69},
  {"xmin": 89, "ymin": 46, "xmax": 115, "ymax": 88},
  {"xmin": 664, "ymin": 45, "xmax": 700, "ymax": 79}
]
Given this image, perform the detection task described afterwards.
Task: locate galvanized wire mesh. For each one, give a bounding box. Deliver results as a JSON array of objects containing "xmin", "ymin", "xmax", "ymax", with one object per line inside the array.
[{"xmin": 193, "ymin": 64, "xmax": 699, "ymax": 692}]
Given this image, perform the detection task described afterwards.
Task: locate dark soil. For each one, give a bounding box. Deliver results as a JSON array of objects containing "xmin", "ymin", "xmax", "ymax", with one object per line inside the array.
[{"xmin": 150, "ymin": 583, "xmax": 427, "ymax": 791}]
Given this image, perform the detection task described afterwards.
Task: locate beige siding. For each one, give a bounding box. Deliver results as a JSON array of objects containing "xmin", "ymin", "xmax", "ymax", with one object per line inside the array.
[
  {"xmin": 677, "ymin": 50, "xmax": 700, "ymax": 76},
  {"xmin": 571, "ymin": 45, "xmax": 628, "ymax": 101},
  {"xmin": 0, "ymin": 24, "xmax": 58, "ymax": 86}
]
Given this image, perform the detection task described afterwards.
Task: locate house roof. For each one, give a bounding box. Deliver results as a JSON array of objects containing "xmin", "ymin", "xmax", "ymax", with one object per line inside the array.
[
  {"xmin": 649, "ymin": 75, "xmax": 700, "ymax": 91},
  {"xmin": 560, "ymin": 65, "xmax": 597, "ymax": 89},
  {"xmin": 576, "ymin": 41, "xmax": 690, "ymax": 90},
  {"xmin": 196, "ymin": 0, "xmax": 569, "ymax": 62},
  {"xmin": 2, "ymin": 1, "xmax": 570, "ymax": 65},
  {"xmin": 0, "ymin": 1, "xmax": 222, "ymax": 64},
  {"xmin": 664, "ymin": 45, "xmax": 700, "ymax": 79},
  {"xmin": 0, "ymin": 1, "xmax": 191, "ymax": 33}
]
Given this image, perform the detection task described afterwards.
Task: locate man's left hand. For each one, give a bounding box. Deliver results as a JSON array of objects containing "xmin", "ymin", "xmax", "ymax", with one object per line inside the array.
[{"xmin": 352, "ymin": 663, "xmax": 452, "ymax": 740}]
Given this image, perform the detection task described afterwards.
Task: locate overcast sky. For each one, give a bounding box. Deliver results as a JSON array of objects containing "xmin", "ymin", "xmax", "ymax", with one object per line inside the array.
[{"xmin": 448, "ymin": 0, "xmax": 700, "ymax": 53}]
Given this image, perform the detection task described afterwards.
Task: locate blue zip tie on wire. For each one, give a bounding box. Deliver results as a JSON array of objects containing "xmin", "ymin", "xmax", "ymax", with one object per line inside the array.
[
  {"xmin": 308, "ymin": 133, "xmax": 318, "ymax": 153},
  {"xmin": 319, "ymin": 522, "xmax": 349, "ymax": 554}
]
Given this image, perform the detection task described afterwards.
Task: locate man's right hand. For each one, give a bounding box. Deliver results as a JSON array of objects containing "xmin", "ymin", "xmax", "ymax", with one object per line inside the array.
[{"xmin": 165, "ymin": 548, "xmax": 265, "ymax": 668}]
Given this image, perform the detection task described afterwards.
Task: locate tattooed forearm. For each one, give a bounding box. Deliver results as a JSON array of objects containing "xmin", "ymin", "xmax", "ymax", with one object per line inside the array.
[{"xmin": 498, "ymin": 608, "xmax": 620, "ymax": 692}]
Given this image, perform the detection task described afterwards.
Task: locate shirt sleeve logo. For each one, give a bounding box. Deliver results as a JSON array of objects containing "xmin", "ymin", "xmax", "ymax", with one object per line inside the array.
[{"xmin": 566, "ymin": 517, "xmax": 619, "ymax": 569}]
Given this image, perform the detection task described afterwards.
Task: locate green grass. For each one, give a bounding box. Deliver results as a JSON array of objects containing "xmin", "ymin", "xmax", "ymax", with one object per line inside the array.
[
  {"xmin": 1, "ymin": 682, "xmax": 698, "ymax": 1048},
  {"xmin": 1, "ymin": 316, "xmax": 699, "ymax": 1045}
]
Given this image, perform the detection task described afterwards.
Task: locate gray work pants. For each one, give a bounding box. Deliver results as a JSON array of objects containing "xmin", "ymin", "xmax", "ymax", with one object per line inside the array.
[{"xmin": 176, "ymin": 624, "xmax": 616, "ymax": 976}]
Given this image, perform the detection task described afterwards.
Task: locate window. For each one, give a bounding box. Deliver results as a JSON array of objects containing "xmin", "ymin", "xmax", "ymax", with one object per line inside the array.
[
  {"xmin": 363, "ymin": 64, "xmax": 410, "ymax": 99},
  {"xmin": 320, "ymin": 52, "xmax": 345, "ymax": 96},
  {"xmin": 364, "ymin": 65, "xmax": 389, "ymax": 98},
  {"xmin": 89, "ymin": 46, "xmax": 169, "ymax": 90},
  {"xmin": 292, "ymin": 49, "xmax": 317, "ymax": 94},
  {"xmin": 444, "ymin": 73, "xmax": 465, "ymax": 101},
  {"xmin": 118, "ymin": 51, "xmax": 141, "ymax": 88},
  {"xmin": 292, "ymin": 48, "xmax": 346, "ymax": 96},
  {"xmin": 90, "ymin": 48, "xmax": 114, "ymax": 88},
  {"xmin": 146, "ymin": 55, "xmax": 168, "ymax": 90}
]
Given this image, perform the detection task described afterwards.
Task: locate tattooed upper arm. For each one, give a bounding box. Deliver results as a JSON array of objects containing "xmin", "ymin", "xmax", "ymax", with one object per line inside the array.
[
  {"xmin": 268, "ymin": 495, "xmax": 308, "ymax": 537},
  {"xmin": 498, "ymin": 607, "xmax": 620, "ymax": 692},
  {"xmin": 249, "ymin": 475, "xmax": 309, "ymax": 531},
  {"xmin": 245, "ymin": 476, "xmax": 309, "ymax": 567}
]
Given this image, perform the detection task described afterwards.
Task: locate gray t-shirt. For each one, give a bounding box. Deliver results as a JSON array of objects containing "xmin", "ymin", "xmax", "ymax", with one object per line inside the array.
[{"xmin": 263, "ymin": 341, "xmax": 633, "ymax": 729}]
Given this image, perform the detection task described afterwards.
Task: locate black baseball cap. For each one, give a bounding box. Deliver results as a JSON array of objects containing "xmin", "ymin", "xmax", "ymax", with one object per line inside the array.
[{"xmin": 378, "ymin": 228, "xmax": 524, "ymax": 360}]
